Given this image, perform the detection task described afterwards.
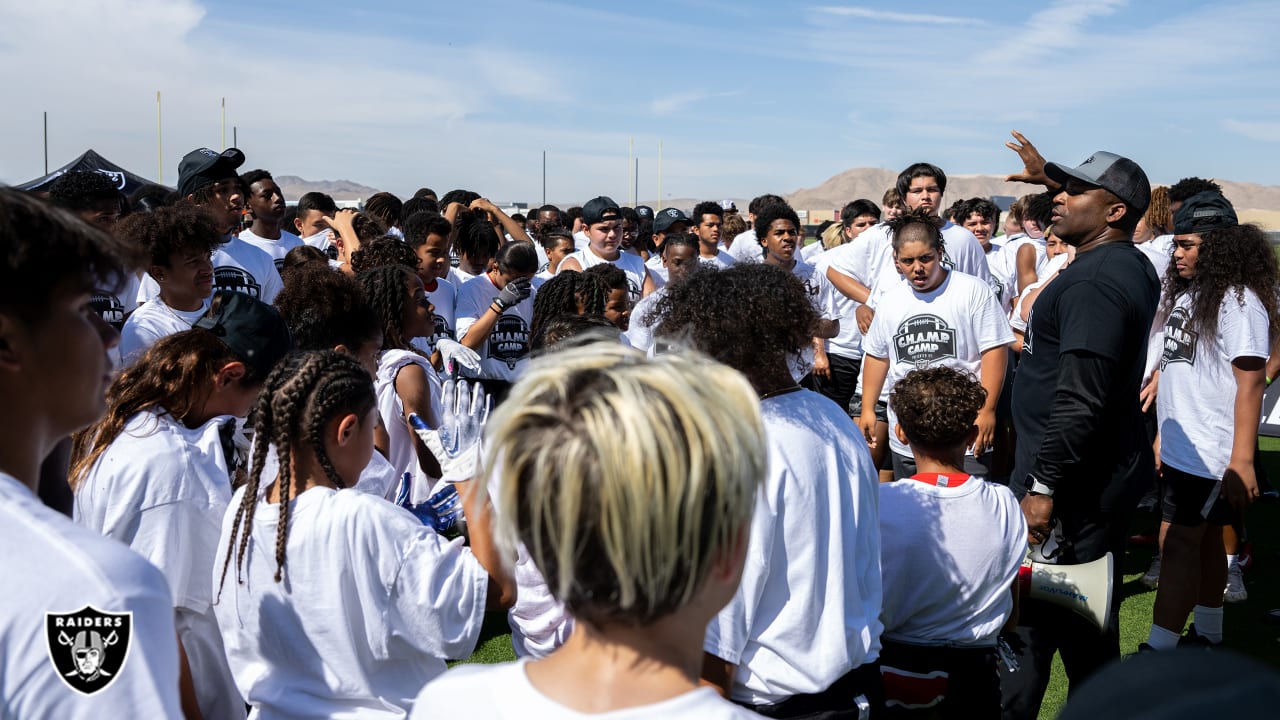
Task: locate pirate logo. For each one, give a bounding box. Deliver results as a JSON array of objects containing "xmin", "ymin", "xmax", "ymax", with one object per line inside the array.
[
  {"xmin": 213, "ymin": 266, "xmax": 262, "ymax": 299},
  {"xmin": 626, "ymin": 275, "xmax": 642, "ymax": 304},
  {"xmin": 430, "ymin": 315, "xmax": 455, "ymax": 348},
  {"xmin": 893, "ymin": 314, "xmax": 957, "ymax": 369},
  {"xmin": 988, "ymin": 276, "xmax": 1006, "ymax": 304},
  {"xmin": 96, "ymin": 169, "xmax": 126, "ymax": 190},
  {"xmin": 1160, "ymin": 306, "xmax": 1198, "ymax": 370},
  {"xmin": 90, "ymin": 290, "xmax": 126, "ymax": 329},
  {"xmin": 273, "ymin": 257, "xmax": 287, "ymax": 273},
  {"xmin": 46, "ymin": 606, "xmax": 132, "ymax": 695},
  {"xmin": 1024, "ymin": 309, "xmax": 1035, "ymax": 356},
  {"xmin": 489, "ymin": 315, "xmax": 530, "ymax": 370},
  {"xmin": 802, "ymin": 274, "xmax": 822, "ymax": 298}
]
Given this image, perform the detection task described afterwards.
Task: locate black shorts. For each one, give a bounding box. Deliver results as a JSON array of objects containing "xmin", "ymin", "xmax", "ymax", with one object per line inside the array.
[
  {"xmin": 1161, "ymin": 465, "xmax": 1237, "ymax": 527},
  {"xmin": 851, "ymin": 397, "xmax": 888, "ymax": 424}
]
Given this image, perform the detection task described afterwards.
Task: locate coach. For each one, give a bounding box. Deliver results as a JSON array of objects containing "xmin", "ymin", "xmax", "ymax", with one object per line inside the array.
[{"xmin": 1002, "ymin": 134, "xmax": 1159, "ymax": 718}]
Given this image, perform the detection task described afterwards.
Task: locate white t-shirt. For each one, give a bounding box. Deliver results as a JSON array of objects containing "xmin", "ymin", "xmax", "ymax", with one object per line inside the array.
[
  {"xmin": 862, "ymin": 271, "xmax": 1014, "ymax": 458},
  {"xmin": 413, "ymin": 659, "xmax": 760, "ymax": 719},
  {"xmin": 726, "ymin": 228, "xmax": 760, "ymax": 263},
  {"xmin": 1137, "ymin": 234, "xmax": 1174, "ymax": 272},
  {"xmin": 456, "ymin": 272, "xmax": 537, "ymax": 381},
  {"xmin": 786, "ymin": 259, "xmax": 840, "ymax": 381},
  {"xmin": 566, "ymin": 247, "xmax": 648, "ymax": 303},
  {"xmin": 376, "ymin": 349, "xmax": 443, "ymax": 505},
  {"xmin": 814, "ymin": 251, "xmax": 864, "ymax": 359},
  {"xmin": 238, "ymin": 228, "xmax": 304, "ymax": 272},
  {"xmin": 1158, "ymin": 288, "xmax": 1271, "ymax": 480},
  {"xmin": 801, "ymin": 241, "xmax": 827, "ymax": 263},
  {"xmin": 448, "ymin": 267, "xmax": 475, "ymax": 287},
  {"xmin": 644, "ymin": 253, "xmax": 668, "ymax": 287},
  {"xmin": 1001, "ymin": 236, "xmax": 1048, "ymax": 289},
  {"xmin": 984, "ymin": 243, "xmax": 1016, "ymax": 314},
  {"xmin": 863, "ymin": 222, "xmax": 996, "ymax": 309},
  {"xmin": 0, "ymin": 472, "xmax": 182, "ymax": 719},
  {"xmin": 73, "ymin": 409, "xmax": 245, "ymax": 720},
  {"xmin": 213, "ymin": 484, "xmax": 488, "ymax": 719},
  {"xmin": 705, "ymin": 389, "xmax": 882, "ymax": 705},
  {"xmin": 699, "ymin": 249, "xmax": 737, "ymax": 269},
  {"xmin": 1136, "ymin": 238, "xmax": 1173, "ymax": 387},
  {"xmin": 140, "ymin": 237, "xmax": 284, "ymax": 305},
  {"xmin": 94, "ymin": 272, "xmax": 142, "ymax": 326},
  {"xmin": 624, "ymin": 286, "xmax": 666, "ymax": 353},
  {"xmin": 410, "ymin": 277, "xmax": 458, "ymax": 356},
  {"xmin": 118, "ymin": 298, "xmax": 209, "ymax": 366},
  {"xmin": 879, "ymin": 476, "xmax": 1027, "ymax": 647},
  {"xmin": 572, "ymin": 229, "xmax": 589, "ymax": 251}
]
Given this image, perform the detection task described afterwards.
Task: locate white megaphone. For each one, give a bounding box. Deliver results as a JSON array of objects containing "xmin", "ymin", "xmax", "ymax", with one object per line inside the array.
[{"xmin": 1018, "ymin": 551, "xmax": 1114, "ymax": 631}]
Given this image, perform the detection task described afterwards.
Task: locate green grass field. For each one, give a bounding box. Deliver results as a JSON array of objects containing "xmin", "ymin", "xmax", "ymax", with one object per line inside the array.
[{"xmin": 454, "ymin": 441, "xmax": 1280, "ymax": 718}]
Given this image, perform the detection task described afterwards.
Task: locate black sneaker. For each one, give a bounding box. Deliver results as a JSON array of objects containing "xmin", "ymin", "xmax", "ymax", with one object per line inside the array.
[{"xmin": 1179, "ymin": 624, "xmax": 1220, "ymax": 649}]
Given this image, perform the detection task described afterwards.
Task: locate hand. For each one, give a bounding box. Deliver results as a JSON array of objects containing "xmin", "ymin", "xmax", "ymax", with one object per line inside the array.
[
  {"xmin": 1021, "ymin": 493, "xmax": 1054, "ymax": 544},
  {"xmin": 435, "ymin": 338, "xmax": 481, "ymax": 374},
  {"xmin": 1005, "ymin": 130, "xmax": 1055, "ymax": 188},
  {"xmin": 469, "ymin": 197, "xmax": 498, "ymax": 217},
  {"xmin": 855, "ymin": 305, "xmax": 875, "ymax": 335},
  {"xmin": 1223, "ymin": 460, "xmax": 1260, "ymax": 510},
  {"xmin": 1139, "ymin": 371, "xmax": 1159, "ymax": 413},
  {"xmin": 395, "ymin": 476, "xmax": 465, "ymax": 535},
  {"xmin": 972, "ymin": 409, "xmax": 997, "ymax": 457},
  {"xmin": 323, "ymin": 207, "xmax": 358, "ymax": 234},
  {"xmin": 495, "ymin": 276, "xmax": 532, "ymax": 309},
  {"xmin": 407, "ymin": 377, "xmax": 490, "ymax": 482},
  {"xmin": 812, "ymin": 348, "xmax": 831, "ymax": 379},
  {"xmin": 858, "ymin": 411, "xmax": 879, "ymax": 449}
]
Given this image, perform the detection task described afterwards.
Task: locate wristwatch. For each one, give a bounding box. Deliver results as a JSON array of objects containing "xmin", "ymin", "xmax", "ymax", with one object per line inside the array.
[{"xmin": 1026, "ymin": 475, "xmax": 1055, "ymax": 497}]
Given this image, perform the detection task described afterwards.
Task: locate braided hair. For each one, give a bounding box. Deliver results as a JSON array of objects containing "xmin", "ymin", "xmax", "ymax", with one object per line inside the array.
[
  {"xmin": 530, "ymin": 269, "xmax": 609, "ymax": 343},
  {"xmin": 216, "ymin": 350, "xmax": 376, "ymax": 594},
  {"xmin": 356, "ymin": 264, "xmax": 420, "ymax": 353}
]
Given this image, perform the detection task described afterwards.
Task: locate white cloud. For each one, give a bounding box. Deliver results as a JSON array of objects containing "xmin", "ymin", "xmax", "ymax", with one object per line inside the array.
[
  {"xmin": 651, "ymin": 90, "xmax": 744, "ymax": 116},
  {"xmin": 1223, "ymin": 119, "xmax": 1280, "ymax": 143},
  {"xmin": 813, "ymin": 6, "xmax": 985, "ymax": 26}
]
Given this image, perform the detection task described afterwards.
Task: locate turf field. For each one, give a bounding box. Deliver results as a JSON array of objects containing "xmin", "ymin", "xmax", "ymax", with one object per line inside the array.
[{"xmin": 454, "ymin": 440, "xmax": 1280, "ymax": 719}]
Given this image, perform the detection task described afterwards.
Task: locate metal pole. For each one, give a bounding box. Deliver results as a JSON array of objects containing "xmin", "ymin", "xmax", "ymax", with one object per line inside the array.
[
  {"xmin": 542, "ymin": 150, "xmax": 546, "ymax": 206},
  {"xmin": 628, "ymin": 136, "xmax": 634, "ymax": 206},
  {"xmin": 156, "ymin": 91, "xmax": 163, "ymax": 183},
  {"xmin": 221, "ymin": 97, "xmax": 226, "ymax": 150},
  {"xmin": 634, "ymin": 159, "xmax": 639, "ymax": 207},
  {"xmin": 233, "ymin": 126, "xmax": 237, "ymax": 148},
  {"xmin": 43, "ymin": 112, "xmax": 48, "ymax": 174},
  {"xmin": 657, "ymin": 140, "xmax": 663, "ymax": 211}
]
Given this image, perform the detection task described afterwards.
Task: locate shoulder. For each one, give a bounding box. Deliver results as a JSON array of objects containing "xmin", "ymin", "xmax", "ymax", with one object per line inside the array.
[{"xmin": 416, "ymin": 660, "xmax": 522, "ymax": 702}]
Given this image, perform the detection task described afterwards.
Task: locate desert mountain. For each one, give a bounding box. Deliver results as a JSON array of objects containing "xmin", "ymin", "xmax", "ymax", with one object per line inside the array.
[{"xmin": 276, "ymin": 175, "xmax": 382, "ymax": 202}]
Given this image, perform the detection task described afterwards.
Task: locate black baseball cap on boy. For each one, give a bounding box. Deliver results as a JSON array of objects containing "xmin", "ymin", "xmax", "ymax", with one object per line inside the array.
[
  {"xmin": 194, "ymin": 290, "xmax": 293, "ymax": 378},
  {"xmin": 1172, "ymin": 191, "xmax": 1238, "ymax": 235},
  {"xmin": 178, "ymin": 148, "xmax": 246, "ymax": 198},
  {"xmin": 652, "ymin": 207, "xmax": 690, "ymax": 234},
  {"xmin": 581, "ymin": 196, "xmax": 621, "ymax": 226}
]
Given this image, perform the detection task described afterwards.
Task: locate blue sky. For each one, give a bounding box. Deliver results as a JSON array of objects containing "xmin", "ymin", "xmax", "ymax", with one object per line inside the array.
[{"xmin": 2, "ymin": 0, "xmax": 1279, "ymax": 203}]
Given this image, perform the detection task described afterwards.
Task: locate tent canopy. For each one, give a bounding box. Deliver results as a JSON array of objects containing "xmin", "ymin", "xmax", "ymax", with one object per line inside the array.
[{"xmin": 15, "ymin": 149, "xmax": 166, "ymax": 197}]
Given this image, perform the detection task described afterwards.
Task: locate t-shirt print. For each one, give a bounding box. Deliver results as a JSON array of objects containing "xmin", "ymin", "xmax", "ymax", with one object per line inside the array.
[
  {"xmin": 1160, "ymin": 306, "xmax": 1198, "ymax": 369},
  {"xmin": 490, "ymin": 315, "xmax": 530, "ymax": 370},
  {"xmin": 893, "ymin": 314, "xmax": 958, "ymax": 369},
  {"xmin": 213, "ymin": 266, "xmax": 261, "ymax": 298}
]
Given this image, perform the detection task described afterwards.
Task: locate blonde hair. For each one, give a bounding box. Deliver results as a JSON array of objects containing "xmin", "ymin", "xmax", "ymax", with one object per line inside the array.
[{"xmin": 484, "ymin": 341, "xmax": 765, "ymax": 626}]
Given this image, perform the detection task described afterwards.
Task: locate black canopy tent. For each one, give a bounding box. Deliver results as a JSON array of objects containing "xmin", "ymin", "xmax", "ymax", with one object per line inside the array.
[{"xmin": 15, "ymin": 149, "xmax": 166, "ymax": 197}]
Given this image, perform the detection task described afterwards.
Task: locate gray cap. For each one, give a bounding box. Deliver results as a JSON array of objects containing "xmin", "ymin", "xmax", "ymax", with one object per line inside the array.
[{"xmin": 1045, "ymin": 151, "xmax": 1151, "ymax": 216}]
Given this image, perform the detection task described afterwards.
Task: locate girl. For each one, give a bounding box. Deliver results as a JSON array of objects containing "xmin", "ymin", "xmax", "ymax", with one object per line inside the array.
[
  {"xmin": 72, "ymin": 293, "xmax": 293, "ymax": 720},
  {"xmin": 859, "ymin": 209, "xmax": 1013, "ymax": 479},
  {"xmin": 414, "ymin": 342, "xmax": 767, "ymax": 719},
  {"xmin": 528, "ymin": 269, "xmax": 610, "ymax": 346},
  {"xmin": 456, "ymin": 241, "xmax": 539, "ymax": 402},
  {"xmin": 584, "ymin": 263, "xmax": 633, "ymax": 332},
  {"xmin": 118, "ymin": 205, "xmax": 221, "ymax": 365},
  {"xmin": 213, "ymin": 351, "xmax": 512, "ymax": 718},
  {"xmin": 1145, "ymin": 193, "xmax": 1279, "ymax": 650}
]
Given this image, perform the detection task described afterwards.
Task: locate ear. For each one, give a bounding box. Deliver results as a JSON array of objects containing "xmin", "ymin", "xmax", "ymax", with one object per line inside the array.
[
  {"xmin": 184, "ymin": 193, "xmax": 197, "ymax": 204},
  {"xmin": 333, "ymin": 343, "xmax": 352, "ymax": 356},
  {"xmin": 0, "ymin": 311, "xmax": 27, "ymax": 372},
  {"xmin": 1106, "ymin": 202, "xmax": 1129, "ymax": 226},
  {"xmin": 334, "ymin": 412, "xmax": 361, "ymax": 447},
  {"xmin": 215, "ymin": 360, "xmax": 247, "ymax": 388},
  {"xmin": 294, "ymin": 217, "xmax": 305, "ymax": 234},
  {"xmin": 148, "ymin": 264, "xmax": 167, "ymax": 283},
  {"xmin": 894, "ymin": 423, "xmax": 909, "ymax": 445},
  {"xmin": 710, "ymin": 524, "xmax": 750, "ymax": 582}
]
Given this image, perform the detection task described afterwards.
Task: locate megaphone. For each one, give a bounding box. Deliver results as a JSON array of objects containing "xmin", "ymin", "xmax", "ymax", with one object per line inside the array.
[{"xmin": 1018, "ymin": 551, "xmax": 1114, "ymax": 631}]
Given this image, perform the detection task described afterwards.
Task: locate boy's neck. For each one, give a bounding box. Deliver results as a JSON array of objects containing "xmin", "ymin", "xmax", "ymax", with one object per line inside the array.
[
  {"xmin": 161, "ymin": 290, "xmax": 205, "ymax": 313},
  {"xmin": 250, "ymin": 218, "xmax": 283, "ymax": 240},
  {"xmin": 911, "ymin": 448, "xmax": 967, "ymax": 476}
]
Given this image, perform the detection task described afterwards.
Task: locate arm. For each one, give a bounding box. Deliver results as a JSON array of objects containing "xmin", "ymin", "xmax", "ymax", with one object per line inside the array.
[
  {"xmin": 459, "ymin": 302, "xmax": 502, "ymax": 352},
  {"xmin": 858, "ymin": 355, "xmax": 890, "ymax": 447},
  {"xmin": 974, "ymin": 346, "xmax": 1007, "ymax": 456},
  {"xmin": 641, "ymin": 266, "xmax": 657, "ymax": 297},
  {"xmin": 177, "ymin": 630, "xmax": 204, "ymax": 720},
  {"xmin": 471, "ymin": 198, "xmax": 533, "ymax": 244},
  {"xmin": 558, "ymin": 256, "xmax": 584, "ymax": 274},
  {"xmin": 1015, "ymin": 244, "xmax": 1038, "ymax": 295},
  {"xmin": 442, "ymin": 201, "xmax": 465, "ymax": 226},
  {"xmin": 1223, "ymin": 356, "xmax": 1266, "ymax": 509},
  {"xmin": 454, "ymin": 478, "xmax": 517, "ymax": 610},
  {"xmin": 811, "ymin": 338, "xmax": 831, "ymax": 379},
  {"xmin": 324, "ymin": 208, "xmax": 360, "ymax": 264},
  {"xmin": 393, "ymin": 364, "xmax": 444, "ymax": 478},
  {"xmin": 826, "ymin": 264, "xmax": 871, "ymax": 304}
]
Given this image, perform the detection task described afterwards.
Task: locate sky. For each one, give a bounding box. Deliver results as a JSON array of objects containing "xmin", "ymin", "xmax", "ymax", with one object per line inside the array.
[{"xmin": 2, "ymin": 0, "xmax": 1279, "ymax": 204}]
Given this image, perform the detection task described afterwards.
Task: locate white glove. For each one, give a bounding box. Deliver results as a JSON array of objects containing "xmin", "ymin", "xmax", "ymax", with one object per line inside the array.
[
  {"xmin": 435, "ymin": 337, "xmax": 482, "ymax": 375},
  {"xmin": 408, "ymin": 377, "xmax": 490, "ymax": 482}
]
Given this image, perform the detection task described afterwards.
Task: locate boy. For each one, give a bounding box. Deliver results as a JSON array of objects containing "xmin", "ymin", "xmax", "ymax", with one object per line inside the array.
[
  {"xmin": 533, "ymin": 228, "xmax": 575, "ymax": 286},
  {"xmin": 0, "ymin": 187, "xmax": 182, "ymax": 717},
  {"xmin": 48, "ymin": 171, "xmax": 137, "ymax": 328},
  {"xmin": 296, "ymin": 191, "xmax": 340, "ymax": 257},
  {"xmin": 559, "ymin": 196, "xmax": 655, "ymax": 302},
  {"xmin": 691, "ymin": 201, "xmax": 735, "ymax": 267},
  {"xmin": 238, "ymin": 169, "xmax": 302, "ymax": 271},
  {"xmin": 403, "ymin": 211, "xmax": 460, "ymax": 354},
  {"xmin": 878, "ymin": 367, "xmax": 1026, "ymax": 717}
]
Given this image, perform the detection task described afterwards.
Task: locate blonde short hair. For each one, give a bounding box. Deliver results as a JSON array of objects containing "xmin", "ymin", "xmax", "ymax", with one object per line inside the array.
[{"xmin": 484, "ymin": 341, "xmax": 765, "ymax": 626}]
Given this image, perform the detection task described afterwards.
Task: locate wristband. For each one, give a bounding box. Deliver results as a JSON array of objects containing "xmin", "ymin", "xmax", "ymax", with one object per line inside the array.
[
  {"xmin": 1027, "ymin": 477, "xmax": 1055, "ymax": 497},
  {"xmin": 1267, "ymin": 376, "xmax": 1273, "ymax": 386}
]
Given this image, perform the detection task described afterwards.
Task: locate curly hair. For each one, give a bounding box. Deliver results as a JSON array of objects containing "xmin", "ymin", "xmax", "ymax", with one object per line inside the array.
[
  {"xmin": 362, "ymin": 192, "xmax": 403, "ymax": 230},
  {"xmin": 48, "ymin": 171, "xmax": 122, "ymax": 211},
  {"xmin": 114, "ymin": 204, "xmax": 222, "ymax": 268},
  {"xmin": 402, "ymin": 211, "xmax": 452, "ymax": 249},
  {"xmin": 889, "ymin": 367, "xmax": 987, "ymax": 451},
  {"xmin": 217, "ymin": 350, "xmax": 376, "ymax": 592},
  {"xmin": 887, "ymin": 207, "xmax": 945, "ymax": 253},
  {"xmin": 69, "ymin": 330, "xmax": 242, "ymax": 491},
  {"xmin": 530, "ymin": 269, "xmax": 610, "ymax": 343},
  {"xmin": 356, "ymin": 264, "xmax": 419, "ymax": 352},
  {"xmin": 752, "ymin": 201, "xmax": 801, "ymax": 243},
  {"xmin": 651, "ymin": 263, "xmax": 817, "ymax": 382},
  {"xmin": 1168, "ymin": 177, "xmax": 1223, "ymax": 204},
  {"xmin": 1143, "ymin": 186, "xmax": 1172, "ymax": 236},
  {"xmin": 1162, "ymin": 223, "xmax": 1280, "ymax": 344},
  {"xmin": 349, "ymin": 235, "xmax": 420, "ymax": 274},
  {"xmin": 275, "ymin": 264, "xmax": 380, "ymax": 352},
  {"xmin": 531, "ymin": 313, "xmax": 620, "ymax": 353},
  {"xmin": 279, "ymin": 245, "xmax": 328, "ymax": 280},
  {"xmin": 1022, "ymin": 191, "xmax": 1056, "ymax": 232}
]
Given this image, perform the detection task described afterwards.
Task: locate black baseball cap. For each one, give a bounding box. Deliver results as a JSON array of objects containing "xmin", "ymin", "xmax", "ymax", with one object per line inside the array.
[
  {"xmin": 178, "ymin": 147, "xmax": 246, "ymax": 198},
  {"xmin": 1173, "ymin": 191, "xmax": 1238, "ymax": 235},
  {"xmin": 1045, "ymin": 150, "xmax": 1151, "ymax": 216},
  {"xmin": 195, "ymin": 290, "xmax": 293, "ymax": 378},
  {"xmin": 581, "ymin": 196, "xmax": 621, "ymax": 226},
  {"xmin": 653, "ymin": 207, "xmax": 690, "ymax": 234},
  {"xmin": 634, "ymin": 205, "xmax": 654, "ymax": 220}
]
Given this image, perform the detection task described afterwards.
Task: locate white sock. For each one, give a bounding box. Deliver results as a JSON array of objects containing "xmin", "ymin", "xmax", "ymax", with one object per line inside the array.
[
  {"xmin": 1194, "ymin": 605, "xmax": 1224, "ymax": 643},
  {"xmin": 1146, "ymin": 625, "xmax": 1181, "ymax": 650},
  {"xmin": 1226, "ymin": 554, "xmax": 1238, "ymax": 569}
]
